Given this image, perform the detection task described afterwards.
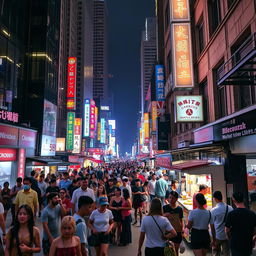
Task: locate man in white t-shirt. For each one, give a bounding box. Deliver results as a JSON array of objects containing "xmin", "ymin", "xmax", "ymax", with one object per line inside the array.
[
  {"xmin": 148, "ymin": 173, "xmax": 157, "ymax": 201},
  {"xmin": 71, "ymin": 177, "xmax": 95, "ymax": 213},
  {"xmin": 0, "ymin": 202, "xmax": 6, "ymax": 254}
]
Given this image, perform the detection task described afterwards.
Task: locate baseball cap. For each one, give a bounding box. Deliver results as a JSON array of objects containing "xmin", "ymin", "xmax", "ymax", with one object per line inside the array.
[
  {"xmin": 122, "ymin": 176, "xmax": 128, "ymax": 181},
  {"xmin": 99, "ymin": 196, "xmax": 109, "ymax": 206}
]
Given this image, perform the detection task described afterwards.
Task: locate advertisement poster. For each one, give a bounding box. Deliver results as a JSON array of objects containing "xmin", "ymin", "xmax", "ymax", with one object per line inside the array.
[
  {"xmin": 42, "ymin": 100, "xmax": 57, "ymax": 137},
  {"xmin": 41, "ymin": 135, "xmax": 56, "ymax": 156}
]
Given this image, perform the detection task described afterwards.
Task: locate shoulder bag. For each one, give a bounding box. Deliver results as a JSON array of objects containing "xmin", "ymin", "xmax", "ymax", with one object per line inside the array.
[{"xmin": 151, "ymin": 216, "xmax": 177, "ymax": 256}]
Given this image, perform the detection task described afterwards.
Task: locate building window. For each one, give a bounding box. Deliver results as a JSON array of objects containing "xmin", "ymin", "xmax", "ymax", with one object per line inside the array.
[
  {"xmin": 208, "ymin": 0, "xmax": 221, "ymax": 36},
  {"xmin": 196, "ymin": 17, "xmax": 205, "ymax": 56},
  {"xmin": 164, "ymin": 1, "xmax": 170, "ymax": 33},
  {"xmin": 199, "ymin": 80, "xmax": 209, "ymax": 123}
]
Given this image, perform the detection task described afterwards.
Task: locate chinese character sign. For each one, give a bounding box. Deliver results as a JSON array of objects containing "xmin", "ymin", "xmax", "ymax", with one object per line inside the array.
[
  {"xmin": 172, "ymin": 24, "xmax": 194, "ymax": 88},
  {"xmin": 90, "ymin": 100, "xmax": 96, "ymax": 138},
  {"xmin": 83, "ymin": 99, "xmax": 90, "ymax": 137},
  {"xmin": 152, "ymin": 101, "xmax": 158, "ymax": 131},
  {"xmin": 155, "ymin": 65, "xmax": 165, "ymax": 101},
  {"xmin": 66, "ymin": 112, "xmax": 75, "ymax": 150},
  {"xmin": 67, "ymin": 57, "xmax": 76, "ymax": 110},
  {"xmin": 144, "ymin": 113, "xmax": 150, "ymax": 143},
  {"xmin": 100, "ymin": 118, "xmax": 106, "ymax": 144},
  {"xmin": 0, "ymin": 110, "xmax": 19, "ymax": 123},
  {"xmin": 171, "ymin": 0, "xmax": 189, "ymax": 21},
  {"xmin": 176, "ymin": 96, "xmax": 203, "ymax": 122},
  {"xmin": 72, "ymin": 118, "xmax": 81, "ymax": 154}
]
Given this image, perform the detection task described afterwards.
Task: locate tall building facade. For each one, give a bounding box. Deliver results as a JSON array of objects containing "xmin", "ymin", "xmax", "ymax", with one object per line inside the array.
[
  {"xmin": 93, "ymin": 0, "xmax": 108, "ymax": 101},
  {"xmin": 140, "ymin": 17, "xmax": 157, "ymax": 115}
]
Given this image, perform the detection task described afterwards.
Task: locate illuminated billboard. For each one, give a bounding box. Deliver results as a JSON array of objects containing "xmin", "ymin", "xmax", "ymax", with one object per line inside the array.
[
  {"xmin": 152, "ymin": 101, "xmax": 157, "ymax": 132},
  {"xmin": 155, "ymin": 65, "xmax": 165, "ymax": 101},
  {"xmin": 66, "ymin": 112, "xmax": 75, "ymax": 150},
  {"xmin": 72, "ymin": 118, "xmax": 82, "ymax": 154},
  {"xmin": 171, "ymin": 0, "xmax": 190, "ymax": 21},
  {"xmin": 144, "ymin": 113, "xmax": 149, "ymax": 143},
  {"xmin": 172, "ymin": 23, "xmax": 194, "ymax": 88},
  {"xmin": 83, "ymin": 99, "xmax": 90, "ymax": 137},
  {"xmin": 67, "ymin": 57, "xmax": 76, "ymax": 110},
  {"xmin": 108, "ymin": 120, "xmax": 116, "ymax": 130},
  {"xmin": 56, "ymin": 138, "xmax": 65, "ymax": 152},
  {"xmin": 90, "ymin": 100, "xmax": 96, "ymax": 138},
  {"xmin": 100, "ymin": 118, "xmax": 106, "ymax": 144},
  {"xmin": 175, "ymin": 96, "xmax": 203, "ymax": 122}
]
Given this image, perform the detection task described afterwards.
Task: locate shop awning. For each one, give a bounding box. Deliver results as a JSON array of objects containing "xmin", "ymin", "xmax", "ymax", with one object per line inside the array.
[
  {"xmin": 26, "ymin": 157, "xmax": 80, "ymax": 166},
  {"xmin": 170, "ymin": 160, "xmax": 211, "ymax": 171}
]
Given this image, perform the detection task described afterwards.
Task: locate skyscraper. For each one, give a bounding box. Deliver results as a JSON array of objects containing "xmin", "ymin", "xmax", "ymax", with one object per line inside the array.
[
  {"xmin": 93, "ymin": 0, "xmax": 108, "ymax": 101},
  {"xmin": 140, "ymin": 17, "xmax": 157, "ymax": 115}
]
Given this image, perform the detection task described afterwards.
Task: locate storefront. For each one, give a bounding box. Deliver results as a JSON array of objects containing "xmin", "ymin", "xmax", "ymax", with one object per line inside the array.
[{"xmin": 0, "ymin": 123, "xmax": 37, "ymax": 186}]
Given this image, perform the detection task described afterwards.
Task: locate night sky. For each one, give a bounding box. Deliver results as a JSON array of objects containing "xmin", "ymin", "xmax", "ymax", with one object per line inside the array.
[{"xmin": 107, "ymin": 0, "xmax": 155, "ymax": 155}]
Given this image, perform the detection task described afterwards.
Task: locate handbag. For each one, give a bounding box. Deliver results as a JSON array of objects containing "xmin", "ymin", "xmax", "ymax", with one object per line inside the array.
[{"xmin": 151, "ymin": 216, "xmax": 177, "ymax": 256}]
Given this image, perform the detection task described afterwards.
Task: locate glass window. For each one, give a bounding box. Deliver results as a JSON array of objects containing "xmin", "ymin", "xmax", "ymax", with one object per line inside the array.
[
  {"xmin": 196, "ymin": 17, "xmax": 205, "ymax": 55},
  {"xmin": 199, "ymin": 80, "xmax": 209, "ymax": 123},
  {"xmin": 208, "ymin": 0, "xmax": 221, "ymax": 36}
]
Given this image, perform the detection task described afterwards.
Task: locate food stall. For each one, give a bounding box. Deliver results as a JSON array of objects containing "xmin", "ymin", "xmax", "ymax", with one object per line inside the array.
[{"xmin": 169, "ymin": 160, "xmax": 226, "ymax": 242}]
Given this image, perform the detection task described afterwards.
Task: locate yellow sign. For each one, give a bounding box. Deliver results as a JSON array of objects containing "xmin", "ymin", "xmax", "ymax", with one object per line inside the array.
[
  {"xmin": 171, "ymin": 0, "xmax": 189, "ymax": 21},
  {"xmin": 152, "ymin": 102, "xmax": 158, "ymax": 131},
  {"xmin": 140, "ymin": 128, "xmax": 143, "ymax": 145},
  {"xmin": 97, "ymin": 122, "xmax": 101, "ymax": 141},
  {"xmin": 144, "ymin": 113, "xmax": 150, "ymax": 143},
  {"xmin": 172, "ymin": 23, "xmax": 194, "ymax": 88}
]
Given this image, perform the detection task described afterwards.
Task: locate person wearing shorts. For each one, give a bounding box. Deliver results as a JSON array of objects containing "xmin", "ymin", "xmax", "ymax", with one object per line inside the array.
[{"xmin": 88, "ymin": 196, "xmax": 114, "ymax": 256}]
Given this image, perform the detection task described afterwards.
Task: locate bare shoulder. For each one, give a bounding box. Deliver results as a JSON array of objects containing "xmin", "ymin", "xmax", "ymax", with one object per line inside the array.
[{"xmin": 74, "ymin": 235, "xmax": 81, "ymax": 244}]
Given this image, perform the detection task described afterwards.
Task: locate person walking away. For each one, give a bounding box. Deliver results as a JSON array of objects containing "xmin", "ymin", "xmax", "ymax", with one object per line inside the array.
[
  {"xmin": 49, "ymin": 216, "xmax": 82, "ymax": 256},
  {"xmin": 120, "ymin": 176, "xmax": 132, "ymax": 198},
  {"xmin": 38, "ymin": 174, "xmax": 47, "ymax": 215},
  {"xmin": 119, "ymin": 188, "xmax": 132, "ymax": 246},
  {"xmin": 59, "ymin": 172, "xmax": 72, "ymax": 191},
  {"xmin": 0, "ymin": 200, "xmax": 6, "ymax": 254},
  {"xmin": 88, "ymin": 196, "xmax": 114, "ymax": 256},
  {"xmin": 74, "ymin": 196, "xmax": 94, "ymax": 256},
  {"xmin": 71, "ymin": 177, "xmax": 95, "ymax": 214},
  {"xmin": 10, "ymin": 177, "xmax": 23, "ymax": 224},
  {"xmin": 1, "ymin": 181, "xmax": 11, "ymax": 220},
  {"xmin": 186, "ymin": 193, "xmax": 212, "ymax": 256},
  {"xmin": 132, "ymin": 179, "xmax": 146, "ymax": 226},
  {"xmin": 210, "ymin": 191, "xmax": 233, "ymax": 256},
  {"xmin": 5, "ymin": 205, "xmax": 41, "ymax": 255},
  {"xmin": 155, "ymin": 174, "xmax": 168, "ymax": 204},
  {"xmin": 192, "ymin": 184, "xmax": 208, "ymax": 209},
  {"xmin": 163, "ymin": 191, "xmax": 184, "ymax": 255},
  {"xmin": 45, "ymin": 179, "xmax": 60, "ymax": 198},
  {"xmin": 41, "ymin": 192, "xmax": 66, "ymax": 256},
  {"xmin": 60, "ymin": 188, "xmax": 72, "ymax": 215},
  {"xmin": 225, "ymin": 192, "xmax": 256, "ymax": 256},
  {"xmin": 14, "ymin": 177, "xmax": 39, "ymax": 218},
  {"xmin": 68, "ymin": 179, "xmax": 79, "ymax": 198},
  {"xmin": 137, "ymin": 198, "xmax": 177, "ymax": 256},
  {"xmin": 148, "ymin": 173, "xmax": 156, "ymax": 201},
  {"xmin": 109, "ymin": 187, "xmax": 122, "ymax": 245}
]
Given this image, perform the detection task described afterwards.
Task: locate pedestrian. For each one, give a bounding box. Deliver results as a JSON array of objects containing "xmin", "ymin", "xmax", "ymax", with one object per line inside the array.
[
  {"xmin": 68, "ymin": 179, "xmax": 79, "ymax": 198},
  {"xmin": 142, "ymin": 181, "xmax": 149, "ymax": 214},
  {"xmin": 163, "ymin": 191, "xmax": 184, "ymax": 256},
  {"xmin": 119, "ymin": 188, "xmax": 132, "ymax": 246},
  {"xmin": 148, "ymin": 173, "xmax": 156, "ymax": 201},
  {"xmin": 105, "ymin": 179, "xmax": 116, "ymax": 201},
  {"xmin": 88, "ymin": 196, "xmax": 114, "ymax": 256},
  {"xmin": 186, "ymin": 193, "xmax": 212, "ymax": 256},
  {"xmin": 96, "ymin": 184, "xmax": 107, "ymax": 207},
  {"xmin": 192, "ymin": 184, "xmax": 208, "ymax": 209},
  {"xmin": 210, "ymin": 191, "xmax": 233, "ymax": 256},
  {"xmin": 59, "ymin": 172, "xmax": 72, "ymax": 190},
  {"xmin": 74, "ymin": 196, "xmax": 94, "ymax": 256},
  {"xmin": 5, "ymin": 205, "xmax": 41, "ymax": 255},
  {"xmin": 120, "ymin": 176, "xmax": 132, "ymax": 198},
  {"xmin": 137, "ymin": 198, "xmax": 177, "ymax": 256},
  {"xmin": 109, "ymin": 187, "xmax": 122, "ymax": 245},
  {"xmin": 225, "ymin": 192, "xmax": 256, "ymax": 256},
  {"xmin": 71, "ymin": 177, "xmax": 95, "ymax": 213},
  {"xmin": 45, "ymin": 179, "xmax": 60, "ymax": 197},
  {"xmin": 41, "ymin": 192, "xmax": 66, "ymax": 256},
  {"xmin": 0, "ymin": 200, "xmax": 6, "ymax": 254},
  {"xmin": 14, "ymin": 177, "xmax": 39, "ymax": 217},
  {"xmin": 155, "ymin": 174, "xmax": 168, "ymax": 204},
  {"xmin": 49, "ymin": 216, "xmax": 82, "ymax": 256},
  {"xmin": 132, "ymin": 179, "xmax": 146, "ymax": 226},
  {"xmin": 10, "ymin": 177, "xmax": 23, "ymax": 224},
  {"xmin": 60, "ymin": 188, "xmax": 72, "ymax": 215},
  {"xmin": 177, "ymin": 176, "xmax": 186, "ymax": 196},
  {"xmin": 1, "ymin": 181, "xmax": 11, "ymax": 220},
  {"xmin": 38, "ymin": 174, "xmax": 48, "ymax": 215}
]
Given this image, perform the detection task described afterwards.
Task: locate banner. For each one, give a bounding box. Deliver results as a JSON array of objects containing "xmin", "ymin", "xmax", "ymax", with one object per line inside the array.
[
  {"xmin": 72, "ymin": 118, "xmax": 82, "ymax": 153},
  {"xmin": 152, "ymin": 101, "xmax": 158, "ymax": 131},
  {"xmin": 144, "ymin": 113, "xmax": 149, "ymax": 144},
  {"xmin": 67, "ymin": 57, "xmax": 76, "ymax": 110},
  {"xmin": 171, "ymin": 0, "xmax": 190, "ymax": 21},
  {"xmin": 83, "ymin": 99, "xmax": 90, "ymax": 137},
  {"xmin": 155, "ymin": 65, "xmax": 165, "ymax": 101},
  {"xmin": 100, "ymin": 118, "xmax": 106, "ymax": 144},
  {"xmin": 66, "ymin": 112, "xmax": 75, "ymax": 150}
]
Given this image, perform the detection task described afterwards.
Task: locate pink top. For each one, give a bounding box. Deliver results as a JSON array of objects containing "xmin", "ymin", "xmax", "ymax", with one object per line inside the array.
[{"xmin": 121, "ymin": 199, "xmax": 131, "ymax": 219}]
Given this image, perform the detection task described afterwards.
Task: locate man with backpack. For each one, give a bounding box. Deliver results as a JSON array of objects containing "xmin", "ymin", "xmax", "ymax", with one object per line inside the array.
[
  {"xmin": 74, "ymin": 196, "xmax": 94, "ymax": 256},
  {"xmin": 210, "ymin": 191, "xmax": 233, "ymax": 256}
]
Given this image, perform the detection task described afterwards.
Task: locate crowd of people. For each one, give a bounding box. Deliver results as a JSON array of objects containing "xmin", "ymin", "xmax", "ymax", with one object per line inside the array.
[{"xmin": 0, "ymin": 161, "xmax": 254, "ymax": 256}]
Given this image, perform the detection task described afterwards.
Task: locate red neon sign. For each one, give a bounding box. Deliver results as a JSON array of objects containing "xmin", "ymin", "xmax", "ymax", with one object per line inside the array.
[
  {"xmin": 67, "ymin": 57, "xmax": 76, "ymax": 110},
  {"xmin": 0, "ymin": 148, "xmax": 17, "ymax": 161}
]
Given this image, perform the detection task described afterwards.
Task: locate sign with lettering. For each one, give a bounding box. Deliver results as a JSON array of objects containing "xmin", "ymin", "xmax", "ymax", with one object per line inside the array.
[
  {"xmin": 90, "ymin": 100, "xmax": 96, "ymax": 138},
  {"xmin": 155, "ymin": 65, "xmax": 165, "ymax": 101},
  {"xmin": 0, "ymin": 125, "xmax": 18, "ymax": 146},
  {"xmin": 176, "ymin": 96, "xmax": 203, "ymax": 122},
  {"xmin": 0, "ymin": 110, "xmax": 19, "ymax": 123},
  {"xmin": 172, "ymin": 24, "xmax": 194, "ymax": 88},
  {"xmin": 83, "ymin": 99, "xmax": 90, "ymax": 137},
  {"xmin": 19, "ymin": 129, "xmax": 37, "ymax": 148},
  {"xmin": 144, "ymin": 113, "xmax": 150, "ymax": 143},
  {"xmin": 152, "ymin": 102, "xmax": 158, "ymax": 131},
  {"xmin": 67, "ymin": 57, "xmax": 76, "ymax": 110},
  {"xmin": 0, "ymin": 148, "xmax": 17, "ymax": 161},
  {"xmin": 18, "ymin": 148, "xmax": 25, "ymax": 178},
  {"xmin": 72, "ymin": 118, "xmax": 82, "ymax": 154},
  {"xmin": 171, "ymin": 0, "xmax": 190, "ymax": 21},
  {"xmin": 66, "ymin": 112, "xmax": 75, "ymax": 151}
]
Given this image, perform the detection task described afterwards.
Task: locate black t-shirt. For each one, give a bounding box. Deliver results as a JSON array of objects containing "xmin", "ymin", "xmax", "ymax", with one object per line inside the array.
[
  {"xmin": 106, "ymin": 186, "xmax": 117, "ymax": 198},
  {"xmin": 132, "ymin": 186, "xmax": 145, "ymax": 203},
  {"xmin": 225, "ymin": 208, "xmax": 256, "ymax": 253},
  {"xmin": 163, "ymin": 204, "xmax": 183, "ymax": 232}
]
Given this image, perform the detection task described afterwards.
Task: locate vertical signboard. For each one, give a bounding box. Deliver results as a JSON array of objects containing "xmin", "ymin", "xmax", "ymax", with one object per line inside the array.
[
  {"xmin": 155, "ymin": 65, "xmax": 165, "ymax": 101},
  {"xmin": 144, "ymin": 113, "xmax": 150, "ymax": 144},
  {"xmin": 97, "ymin": 122, "xmax": 101, "ymax": 141},
  {"xmin": 100, "ymin": 118, "xmax": 106, "ymax": 144},
  {"xmin": 90, "ymin": 100, "xmax": 96, "ymax": 138},
  {"xmin": 17, "ymin": 148, "xmax": 26, "ymax": 179},
  {"xmin": 171, "ymin": 0, "xmax": 190, "ymax": 21},
  {"xmin": 83, "ymin": 99, "xmax": 90, "ymax": 137},
  {"xmin": 67, "ymin": 57, "xmax": 77, "ymax": 110},
  {"xmin": 72, "ymin": 118, "xmax": 82, "ymax": 153},
  {"xmin": 66, "ymin": 112, "xmax": 75, "ymax": 150},
  {"xmin": 172, "ymin": 23, "xmax": 194, "ymax": 88},
  {"xmin": 152, "ymin": 101, "xmax": 158, "ymax": 131}
]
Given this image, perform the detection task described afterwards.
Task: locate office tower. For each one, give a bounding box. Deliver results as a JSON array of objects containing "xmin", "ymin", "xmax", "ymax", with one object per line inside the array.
[
  {"xmin": 140, "ymin": 17, "xmax": 157, "ymax": 115},
  {"xmin": 93, "ymin": 0, "xmax": 108, "ymax": 101}
]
